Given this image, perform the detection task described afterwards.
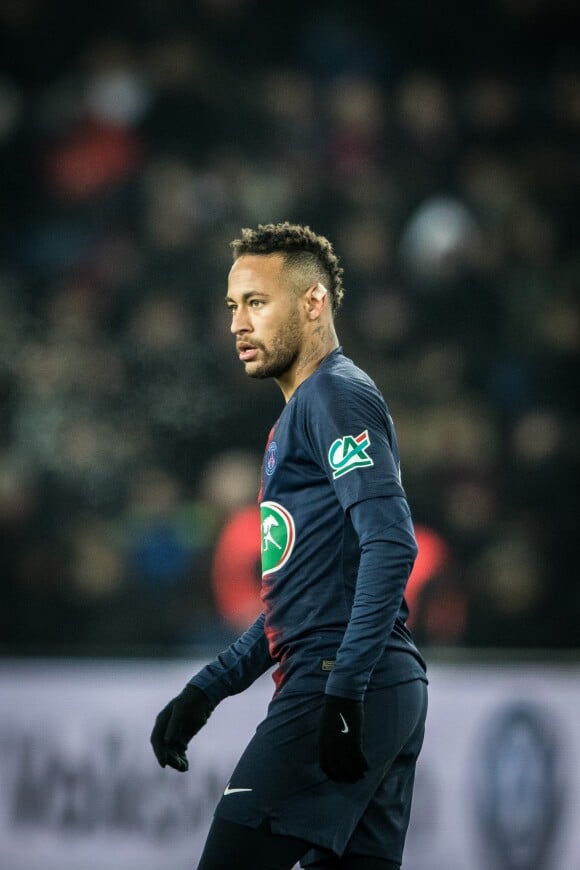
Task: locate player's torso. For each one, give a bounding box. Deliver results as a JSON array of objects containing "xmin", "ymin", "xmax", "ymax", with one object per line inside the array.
[
  {"xmin": 256, "ymin": 349, "xmax": 417, "ymax": 692},
  {"xmin": 259, "ymin": 396, "xmax": 360, "ymax": 667}
]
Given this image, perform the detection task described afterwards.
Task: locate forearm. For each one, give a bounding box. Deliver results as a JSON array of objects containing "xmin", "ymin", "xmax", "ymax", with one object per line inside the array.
[
  {"xmin": 325, "ymin": 497, "xmax": 418, "ymax": 701},
  {"xmin": 188, "ymin": 613, "xmax": 273, "ymax": 706}
]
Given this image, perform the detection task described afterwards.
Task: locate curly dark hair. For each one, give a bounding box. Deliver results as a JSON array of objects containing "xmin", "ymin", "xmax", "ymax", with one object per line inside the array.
[{"xmin": 231, "ymin": 222, "xmax": 345, "ymax": 312}]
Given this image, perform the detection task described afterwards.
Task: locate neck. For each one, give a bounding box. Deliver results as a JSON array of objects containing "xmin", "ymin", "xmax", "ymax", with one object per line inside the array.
[{"xmin": 276, "ymin": 322, "xmax": 339, "ymax": 402}]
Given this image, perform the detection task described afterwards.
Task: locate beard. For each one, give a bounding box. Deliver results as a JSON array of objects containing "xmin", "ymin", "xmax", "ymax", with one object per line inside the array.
[{"xmin": 244, "ymin": 304, "xmax": 303, "ymax": 380}]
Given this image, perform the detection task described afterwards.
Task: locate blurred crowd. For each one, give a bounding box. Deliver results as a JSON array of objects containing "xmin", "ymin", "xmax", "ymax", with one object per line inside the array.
[{"xmin": 0, "ymin": 0, "xmax": 578, "ymax": 654}]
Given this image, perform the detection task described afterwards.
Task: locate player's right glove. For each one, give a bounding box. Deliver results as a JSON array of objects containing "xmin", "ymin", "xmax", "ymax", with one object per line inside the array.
[
  {"xmin": 319, "ymin": 694, "xmax": 370, "ymax": 783},
  {"xmin": 150, "ymin": 684, "xmax": 214, "ymax": 772}
]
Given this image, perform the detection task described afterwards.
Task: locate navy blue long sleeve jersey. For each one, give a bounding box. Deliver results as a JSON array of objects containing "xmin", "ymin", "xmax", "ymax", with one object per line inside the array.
[{"xmin": 191, "ymin": 348, "xmax": 426, "ymax": 705}]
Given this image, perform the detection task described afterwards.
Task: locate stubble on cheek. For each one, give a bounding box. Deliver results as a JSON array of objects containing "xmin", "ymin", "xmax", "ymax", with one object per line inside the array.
[{"xmin": 245, "ymin": 310, "xmax": 302, "ymax": 380}]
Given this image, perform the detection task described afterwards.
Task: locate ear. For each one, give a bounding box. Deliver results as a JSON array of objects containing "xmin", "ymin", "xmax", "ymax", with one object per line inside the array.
[{"xmin": 305, "ymin": 283, "xmax": 328, "ymax": 319}]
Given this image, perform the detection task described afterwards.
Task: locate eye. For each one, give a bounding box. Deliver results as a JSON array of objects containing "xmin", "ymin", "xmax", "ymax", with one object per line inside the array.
[{"xmin": 249, "ymin": 299, "xmax": 264, "ymax": 308}]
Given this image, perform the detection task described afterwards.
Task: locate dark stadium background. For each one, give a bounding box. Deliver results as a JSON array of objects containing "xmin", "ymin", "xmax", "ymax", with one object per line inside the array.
[{"xmin": 1, "ymin": 0, "xmax": 577, "ymax": 656}]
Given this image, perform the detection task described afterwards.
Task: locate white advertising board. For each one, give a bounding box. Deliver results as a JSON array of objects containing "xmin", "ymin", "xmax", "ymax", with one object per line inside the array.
[{"xmin": 0, "ymin": 659, "xmax": 578, "ymax": 870}]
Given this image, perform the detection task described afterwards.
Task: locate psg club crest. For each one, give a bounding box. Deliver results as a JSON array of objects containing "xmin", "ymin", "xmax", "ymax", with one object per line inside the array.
[{"xmin": 265, "ymin": 440, "xmax": 278, "ymax": 476}]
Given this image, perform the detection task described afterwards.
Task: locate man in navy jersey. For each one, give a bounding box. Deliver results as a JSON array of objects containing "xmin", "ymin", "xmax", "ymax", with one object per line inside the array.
[{"xmin": 151, "ymin": 223, "xmax": 428, "ymax": 870}]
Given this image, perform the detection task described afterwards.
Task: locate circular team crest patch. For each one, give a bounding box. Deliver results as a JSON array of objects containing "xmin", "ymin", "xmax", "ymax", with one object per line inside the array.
[
  {"xmin": 260, "ymin": 500, "xmax": 295, "ymax": 575},
  {"xmin": 265, "ymin": 440, "xmax": 278, "ymax": 476}
]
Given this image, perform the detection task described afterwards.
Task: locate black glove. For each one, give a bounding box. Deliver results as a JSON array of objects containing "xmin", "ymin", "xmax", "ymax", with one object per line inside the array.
[
  {"xmin": 319, "ymin": 694, "xmax": 370, "ymax": 783},
  {"xmin": 150, "ymin": 684, "xmax": 213, "ymax": 772}
]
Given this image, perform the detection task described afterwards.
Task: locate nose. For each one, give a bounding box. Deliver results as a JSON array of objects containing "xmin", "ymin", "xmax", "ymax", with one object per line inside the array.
[{"xmin": 230, "ymin": 306, "xmax": 251, "ymax": 335}]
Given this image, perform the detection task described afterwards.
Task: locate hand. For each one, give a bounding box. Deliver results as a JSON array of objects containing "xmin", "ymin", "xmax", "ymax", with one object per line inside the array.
[
  {"xmin": 319, "ymin": 694, "xmax": 370, "ymax": 783},
  {"xmin": 150, "ymin": 684, "xmax": 213, "ymax": 772}
]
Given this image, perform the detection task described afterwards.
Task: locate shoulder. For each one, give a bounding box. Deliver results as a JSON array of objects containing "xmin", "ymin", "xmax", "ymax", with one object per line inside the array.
[
  {"xmin": 297, "ymin": 351, "xmax": 389, "ymax": 430},
  {"xmin": 303, "ymin": 351, "xmax": 384, "ymax": 406}
]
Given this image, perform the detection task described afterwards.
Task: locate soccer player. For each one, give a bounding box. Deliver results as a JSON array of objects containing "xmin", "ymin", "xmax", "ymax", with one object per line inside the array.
[{"xmin": 151, "ymin": 223, "xmax": 428, "ymax": 870}]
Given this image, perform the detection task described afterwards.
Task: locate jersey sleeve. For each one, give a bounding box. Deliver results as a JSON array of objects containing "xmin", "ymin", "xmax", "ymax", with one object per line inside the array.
[
  {"xmin": 302, "ymin": 367, "xmax": 419, "ymax": 700},
  {"xmin": 303, "ymin": 370, "xmax": 406, "ymax": 509},
  {"xmin": 188, "ymin": 613, "xmax": 273, "ymax": 706},
  {"xmin": 325, "ymin": 496, "xmax": 418, "ymax": 700}
]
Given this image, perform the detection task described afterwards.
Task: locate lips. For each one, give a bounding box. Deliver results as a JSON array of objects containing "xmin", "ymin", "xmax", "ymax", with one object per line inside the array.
[{"xmin": 237, "ymin": 342, "xmax": 259, "ymax": 362}]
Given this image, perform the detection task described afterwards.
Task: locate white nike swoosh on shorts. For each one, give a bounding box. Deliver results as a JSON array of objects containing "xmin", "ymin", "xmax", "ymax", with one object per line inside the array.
[
  {"xmin": 223, "ymin": 783, "xmax": 253, "ymax": 796},
  {"xmin": 339, "ymin": 713, "xmax": 349, "ymax": 734}
]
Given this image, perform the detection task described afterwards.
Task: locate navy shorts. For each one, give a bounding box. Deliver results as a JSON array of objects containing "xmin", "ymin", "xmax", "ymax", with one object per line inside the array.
[{"xmin": 212, "ymin": 678, "xmax": 427, "ymax": 865}]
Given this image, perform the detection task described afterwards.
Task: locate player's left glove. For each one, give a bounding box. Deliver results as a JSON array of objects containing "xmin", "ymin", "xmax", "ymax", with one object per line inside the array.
[
  {"xmin": 318, "ymin": 694, "xmax": 370, "ymax": 783},
  {"xmin": 150, "ymin": 684, "xmax": 214, "ymax": 772}
]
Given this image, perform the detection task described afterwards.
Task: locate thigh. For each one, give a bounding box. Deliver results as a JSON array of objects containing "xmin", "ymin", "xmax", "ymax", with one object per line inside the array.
[
  {"xmin": 213, "ymin": 681, "xmax": 427, "ymax": 862},
  {"xmin": 345, "ymin": 679, "xmax": 428, "ymax": 864},
  {"xmin": 301, "ymin": 679, "xmax": 428, "ymax": 868},
  {"xmin": 197, "ymin": 816, "xmax": 311, "ymax": 870},
  {"xmin": 213, "ymin": 692, "xmax": 325, "ymax": 830}
]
